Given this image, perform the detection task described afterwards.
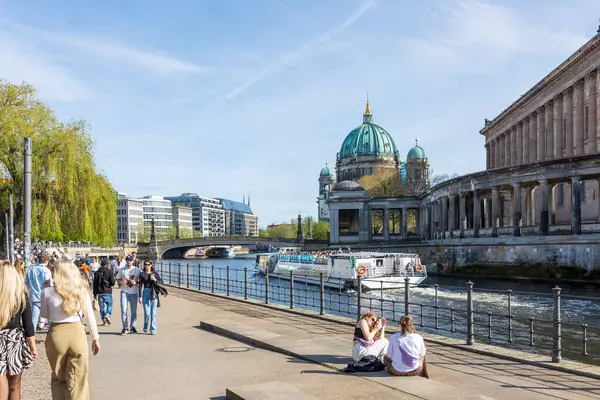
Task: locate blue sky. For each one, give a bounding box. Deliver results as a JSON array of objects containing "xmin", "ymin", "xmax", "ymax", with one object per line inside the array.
[{"xmin": 0, "ymin": 0, "xmax": 598, "ymax": 226}]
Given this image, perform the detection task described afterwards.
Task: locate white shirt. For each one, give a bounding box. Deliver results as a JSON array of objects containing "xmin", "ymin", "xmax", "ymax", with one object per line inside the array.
[
  {"xmin": 40, "ymin": 287, "xmax": 99, "ymax": 340},
  {"xmin": 91, "ymin": 262, "xmax": 101, "ymax": 272},
  {"xmin": 386, "ymin": 333, "xmax": 426, "ymax": 372},
  {"xmin": 116, "ymin": 266, "xmax": 142, "ymax": 294}
]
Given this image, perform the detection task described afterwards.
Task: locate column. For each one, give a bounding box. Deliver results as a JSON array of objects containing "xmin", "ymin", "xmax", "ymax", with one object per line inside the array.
[
  {"xmin": 510, "ymin": 126, "xmax": 517, "ymax": 166},
  {"xmin": 539, "ymin": 180, "xmax": 549, "ymax": 236},
  {"xmin": 495, "ymin": 137, "xmax": 501, "ymax": 167},
  {"xmin": 596, "ymin": 69, "xmax": 600, "ymax": 152},
  {"xmin": 503, "ymin": 132, "xmax": 509, "ymax": 167},
  {"xmin": 553, "ymin": 95, "xmax": 562, "ymax": 158},
  {"xmin": 564, "ymin": 87, "xmax": 574, "ymax": 156},
  {"xmin": 537, "ymin": 106, "xmax": 546, "ymax": 161},
  {"xmin": 383, "ymin": 208, "xmax": 390, "ymax": 241},
  {"xmin": 571, "ymin": 177, "xmax": 582, "ymax": 235},
  {"xmin": 516, "ymin": 123, "xmax": 523, "ymax": 165},
  {"xmin": 523, "ymin": 118, "xmax": 530, "ymax": 164},
  {"xmin": 401, "ymin": 208, "xmax": 408, "ymax": 239},
  {"xmin": 448, "ymin": 195, "xmax": 456, "ymax": 232},
  {"xmin": 574, "ymin": 80, "xmax": 585, "ymax": 155},
  {"xmin": 330, "ymin": 209, "xmax": 339, "ymax": 243},
  {"xmin": 545, "ymin": 101, "xmax": 554, "ymax": 159},
  {"xmin": 512, "ymin": 182, "xmax": 522, "ymax": 236},
  {"xmin": 441, "ymin": 197, "xmax": 448, "ymax": 234},
  {"xmin": 530, "ymin": 112, "xmax": 538, "ymax": 163},
  {"xmin": 473, "ymin": 190, "xmax": 480, "ymax": 237},
  {"xmin": 459, "ymin": 193, "xmax": 466, "ymax": 238},
  {"xmin": 586, "ymin": 71, "xmax": 597, "ymax": 153},
  {"xmin": 491, "ymin": 186, "xmax": 499, "ymax": 236},
  {"xmin": 548, "ymin": 184, "xmax": 555, "ymax": 225},
  {"xmin": 485, "ymin": 196, "xmax": 492, "ymax": 228},
  {"xmin": 427, "ymin": 204, "xmax": 432, "ymax": 239}
]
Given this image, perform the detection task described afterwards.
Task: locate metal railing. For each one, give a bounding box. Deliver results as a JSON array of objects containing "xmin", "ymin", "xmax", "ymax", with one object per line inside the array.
[{"xmin": 155, "ymin": 261, "xmax": 600, "ymax": 365}]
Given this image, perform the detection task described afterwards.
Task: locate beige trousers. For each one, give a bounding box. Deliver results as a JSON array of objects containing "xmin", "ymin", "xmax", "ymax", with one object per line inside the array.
[{"xmin": 45, "ymin": 322, "xmax": 90, "ymax": 400}]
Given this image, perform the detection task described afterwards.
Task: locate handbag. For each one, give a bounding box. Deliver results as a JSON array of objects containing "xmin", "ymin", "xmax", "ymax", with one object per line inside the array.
[{"xmin": 92, "ymin": 298, "xmax": 99, "ymax": 311}]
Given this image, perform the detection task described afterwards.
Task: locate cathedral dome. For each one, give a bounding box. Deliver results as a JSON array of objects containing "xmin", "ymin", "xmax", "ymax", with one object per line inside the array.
[
  {"xmin": 337, "ymin": 102, "xmax": 399, "ymax": 160},
  {"xmin": 319, "ymin": 164, "xmax": 332, "ymax": 176},
  {"xmin": 407, "ymin": 139, "xmax": 426, "ymax": 160}
]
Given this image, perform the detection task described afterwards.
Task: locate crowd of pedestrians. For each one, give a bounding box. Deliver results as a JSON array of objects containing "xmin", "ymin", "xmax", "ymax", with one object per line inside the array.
[{"xmin": 0, "ymin": 251, "xmax": 166, "ymax": 400}]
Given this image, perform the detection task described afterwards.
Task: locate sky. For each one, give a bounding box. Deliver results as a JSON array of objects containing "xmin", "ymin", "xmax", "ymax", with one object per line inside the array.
[{"xmin": 0, "ymin": 0, "xmax": 598, "ymax": 226}]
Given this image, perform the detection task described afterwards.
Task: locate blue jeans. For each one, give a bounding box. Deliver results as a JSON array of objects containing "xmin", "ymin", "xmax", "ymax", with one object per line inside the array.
[
  {"xmin": 31, "ymin": 301, "xmax": 41, "ymax": 331},
  {"xmin": 120, "ymin": 292, "xmax": 138, "ymax": 330},
  {"xmin": 142, "ymin": 288, "xmax": 158, "ymax": 334},
  {"xmin": 98, "ymin": 294, "xmax": 113, "ymax": 320}
]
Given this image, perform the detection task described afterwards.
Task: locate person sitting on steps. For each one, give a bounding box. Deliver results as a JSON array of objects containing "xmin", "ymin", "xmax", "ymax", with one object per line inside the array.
[{"xmin": 352, "ymin": 312, "xmax": 389, "ymax": 363}]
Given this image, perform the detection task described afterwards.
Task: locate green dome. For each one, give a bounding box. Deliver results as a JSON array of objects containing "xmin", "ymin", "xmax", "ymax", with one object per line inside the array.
[
  {"xmin": 320, "ymin": 164, "xmax": 332, "ymax": 176},
  {"xmin": 337, "ymin": 102, "xmax": 399, "ymax": 160},
  {"xmin": 407, "ymin": 140, "xmax": 426, "ymax": 159}
]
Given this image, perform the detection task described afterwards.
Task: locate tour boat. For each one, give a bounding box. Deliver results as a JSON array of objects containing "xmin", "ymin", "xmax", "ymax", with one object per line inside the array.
[{"xmin": 255, "ymin": 251, "xmax": 427, "ymax": 291}]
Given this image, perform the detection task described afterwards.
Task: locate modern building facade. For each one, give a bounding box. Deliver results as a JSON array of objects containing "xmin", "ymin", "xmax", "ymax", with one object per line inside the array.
[
  {"xmin": 219, "ymin": 198, "xmax": 259, "ymax": 236},
  {"xmin": 140, "ymin": 196, "xmax": 173, "ymax": 235},
  {"xmin": 116, "ymin": 193, "xmax": 143, "ymax": 244},
  {"xmin": 172, "ymin": 205, "xmax": 193, "ymax": 237},
  {"xmin": 165, "ymin": 193, "xmax": 225, "ymax": 237}
]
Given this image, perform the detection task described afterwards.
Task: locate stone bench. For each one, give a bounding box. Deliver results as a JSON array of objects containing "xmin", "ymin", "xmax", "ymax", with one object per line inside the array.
[{"xmin": 226, "ymin": 381, "xmax": 319, "ymax": 400}]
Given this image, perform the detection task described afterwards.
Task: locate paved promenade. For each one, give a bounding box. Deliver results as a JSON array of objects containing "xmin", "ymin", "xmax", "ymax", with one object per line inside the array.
[{"xmin": 23, "ymin": 286, "xmax": 600, "ymax": 399}]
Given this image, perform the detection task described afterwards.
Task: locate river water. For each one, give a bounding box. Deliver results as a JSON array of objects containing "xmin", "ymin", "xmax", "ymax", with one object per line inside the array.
[{"xmin": 154, "ymin": 257, "xmax": 600, "ymax": 365}]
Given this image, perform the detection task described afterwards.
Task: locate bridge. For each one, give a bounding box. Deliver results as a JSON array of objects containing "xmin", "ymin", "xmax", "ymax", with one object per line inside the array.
[{"xmin": 138, "ymin": 236, "xmax": 302, "ymax": 259}]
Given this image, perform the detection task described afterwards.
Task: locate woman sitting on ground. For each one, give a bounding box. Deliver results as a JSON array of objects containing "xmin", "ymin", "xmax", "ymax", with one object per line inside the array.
[
  {"xmin": 352, "ymin": 312, "xmax": 389, "ymax": 362},
  {"xmin": 383, "ymin": 315, "xmax": 429, "ymax": 378}
]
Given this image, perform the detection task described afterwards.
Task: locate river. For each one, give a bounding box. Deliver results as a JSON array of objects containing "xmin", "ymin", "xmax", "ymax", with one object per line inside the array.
[{"xmin": 153, "ymin": 257, "xmax": 600, "ymax": 365}]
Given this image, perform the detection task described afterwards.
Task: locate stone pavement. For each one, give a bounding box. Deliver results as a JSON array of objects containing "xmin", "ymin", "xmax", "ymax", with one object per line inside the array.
[
  {"xmin": 22, "ymin": 289, "xmax": 419, "ymax": 400},
  {"xmin": 167, "ymin": 286, "xmax": 600, "ymax": 400},
  {"xmin": 21, "ymin": 285, "xmax": 600, "ymax": 399}
]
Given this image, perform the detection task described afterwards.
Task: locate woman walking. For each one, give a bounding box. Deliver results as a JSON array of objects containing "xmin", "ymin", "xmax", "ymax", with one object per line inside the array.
[
  {"xmin": 0, "ymin": 260, "xmax": 37, "ymax": 400},
  {"xmin": 41, "ymin": 260, "xmax": 101, "ymax": 400},
  {"xmin": 138, "ymin": 260, "xmax": 162, "ymax": 335}
]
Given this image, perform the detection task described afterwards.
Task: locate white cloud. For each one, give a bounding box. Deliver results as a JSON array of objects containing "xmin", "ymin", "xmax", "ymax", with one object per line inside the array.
[
  {"xmin": 0, "ymin": 31, "xmax": 93, "ymax": 102},
  {"xmin": 404, "ymin": 0, "xmax": 588, "ymax": 74},
  {"xmin": 0, "ymin": 20, "xmax": 208, "ymax": 77}
]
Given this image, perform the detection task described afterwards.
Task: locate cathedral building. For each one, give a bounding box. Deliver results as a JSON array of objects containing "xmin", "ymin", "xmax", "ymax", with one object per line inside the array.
[{"xmin": 317, "ymin": 100, "xmax": 430, "ymax": 220}]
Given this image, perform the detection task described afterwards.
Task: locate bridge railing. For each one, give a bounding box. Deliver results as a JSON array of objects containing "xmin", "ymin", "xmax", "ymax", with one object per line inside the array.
[{"xmin": 155, "ymin": 261, "xmax": 600, "ymax": 366}]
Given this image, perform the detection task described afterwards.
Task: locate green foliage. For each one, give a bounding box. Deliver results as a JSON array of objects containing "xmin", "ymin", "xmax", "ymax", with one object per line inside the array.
[
  {"xmin": 0, "ymin": 81, "xmax": 117, "ymax": 246},
  {"xmin": 311, "ymin": 221, "xmax": 329, "ymax": 240},
  {"xmin": 258, "ymin": 228, "xmax": 270, "ymax": 237}
]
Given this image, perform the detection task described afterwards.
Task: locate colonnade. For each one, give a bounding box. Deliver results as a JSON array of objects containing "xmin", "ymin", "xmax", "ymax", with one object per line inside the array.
[
  {"xmin": 421, "ymin": 176, "xmax": 600, "ymax": 240},
  {"xmin": 487, "ymin": 69, "xmax": 600, "ymax": 169}
]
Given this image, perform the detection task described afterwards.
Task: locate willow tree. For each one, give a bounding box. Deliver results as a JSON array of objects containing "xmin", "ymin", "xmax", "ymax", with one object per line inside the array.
[{"xmin": 0, "ymin": 81, "xmax": 117, "ymax": 246}]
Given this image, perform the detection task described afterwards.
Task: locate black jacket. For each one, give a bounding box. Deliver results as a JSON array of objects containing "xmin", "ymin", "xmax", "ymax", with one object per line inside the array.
[{"xmin": 93, "ymin": 266, "xmax": 115, "ymax": 295}]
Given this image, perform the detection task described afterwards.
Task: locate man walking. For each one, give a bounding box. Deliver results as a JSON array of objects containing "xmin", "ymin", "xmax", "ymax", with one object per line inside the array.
[
  {"xmin": 24, "ymin": 252, "xmax": 52, "ymax": 331},
  {"xmin": 93, "ymin": 259, "xmax": 116, "ymax": 325},
  {"xmin": 116, "ymin": 256, "xmax": 141, "ymax": 335}
]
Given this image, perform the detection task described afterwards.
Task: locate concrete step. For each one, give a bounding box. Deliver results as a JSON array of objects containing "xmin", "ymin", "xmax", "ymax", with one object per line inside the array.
[{"xmin": 226, "ymin": 381, "xmax": 320, "ymax": 400}]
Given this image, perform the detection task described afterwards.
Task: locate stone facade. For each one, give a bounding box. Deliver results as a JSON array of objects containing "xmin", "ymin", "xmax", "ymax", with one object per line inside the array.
[{"xmin": 326, "ymin": 31, "xmax": 600, "ymax": 272}]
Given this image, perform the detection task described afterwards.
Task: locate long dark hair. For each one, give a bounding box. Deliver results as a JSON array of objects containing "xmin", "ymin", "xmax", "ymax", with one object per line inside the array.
[{"xmin": 143, "ymin": 260, "xmax": 155, "ymax": 272}]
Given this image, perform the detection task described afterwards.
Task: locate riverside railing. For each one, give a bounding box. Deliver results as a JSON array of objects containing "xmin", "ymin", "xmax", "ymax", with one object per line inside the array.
[{"xmin": 155, "ymin": 261, "xmax": 600, "ymax": 365}]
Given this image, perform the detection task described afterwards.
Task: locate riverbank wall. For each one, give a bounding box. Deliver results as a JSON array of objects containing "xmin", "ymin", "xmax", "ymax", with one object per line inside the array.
[{"xmin": 309, "ymin": 235, "xmax": 600, "ymax": 279}]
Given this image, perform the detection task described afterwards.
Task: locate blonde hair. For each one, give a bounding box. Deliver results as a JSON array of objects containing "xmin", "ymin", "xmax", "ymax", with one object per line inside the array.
[
  {"xmin": 14, "ymin": 259, "xmax": 25, "ymax": 278},
  {"xmin": 399, "ymin": 315, "xmax": 416, "ymax": 335},
  {"xmin": 53, "ymin": 259, "xmax": 91, "ymax": 315},
  {"xmin": 0, "ymin": 260, "xmax": 27, "ymax": 329}
]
